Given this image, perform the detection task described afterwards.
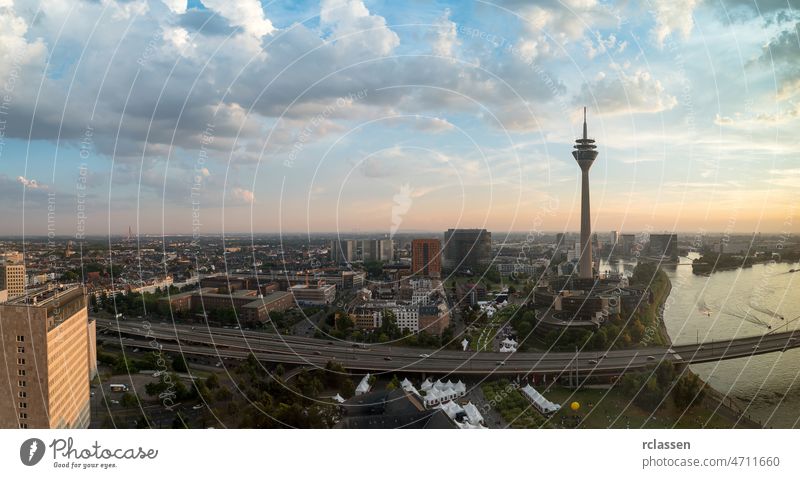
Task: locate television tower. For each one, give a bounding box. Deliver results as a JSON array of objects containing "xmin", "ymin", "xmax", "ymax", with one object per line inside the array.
[{"xmin": 572, "ymin": 107, "xmax": 598, "ymax": 279}]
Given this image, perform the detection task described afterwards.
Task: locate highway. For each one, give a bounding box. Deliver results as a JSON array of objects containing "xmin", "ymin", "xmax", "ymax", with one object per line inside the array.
[{"xmin": 95, "ymin": 318, "xmax": 800, "ymax": 376}]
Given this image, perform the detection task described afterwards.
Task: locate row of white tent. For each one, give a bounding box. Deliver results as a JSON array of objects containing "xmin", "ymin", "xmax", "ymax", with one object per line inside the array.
[{"xmin": 520, "ymin": 384, "xmax": 561, "ymax": 414}]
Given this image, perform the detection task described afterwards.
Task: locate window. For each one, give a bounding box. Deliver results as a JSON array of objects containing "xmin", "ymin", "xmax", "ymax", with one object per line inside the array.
[
  {"xmin": 18, "ymin": 391, "xmax": 27, "ymax": 398},
  {"xmin": 17, "ymin": 370, "xmax": 25, "ymax": 376},
  {"xmin": 19, "ymin": 402, "xmax": 27, "ymax": 409},
  {"xmin": 17, "ymin": 358, "xmax": 25, "ymax": 365},
  {"xmin": 18, "ymin": 413, "xmax": 27, "ymax": 419},
  {"xmin": 19, "ymin": 423, "xmax": 28, "ymax": 429},
  {"xmin": 17, "ymin": 346, "xmax": 24, "ymax": 354},
  {"xmin": 16, "ymin": 335, "xmax": 24, "ymax": 342},
  {"xmin": 18, "ymin": 380, "xmax": 26, "ymax": 387}
]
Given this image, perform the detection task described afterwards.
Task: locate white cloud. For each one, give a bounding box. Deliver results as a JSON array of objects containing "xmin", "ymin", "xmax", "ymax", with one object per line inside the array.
[
  {"xmin": 320, "ymin": 0, "xmax": 400, "ymax": 57},
  {"xmin": 230, "ymin": 187, "xmax": 255, "ymax": 204},
  {"xmin": 17, "ymin": 176, "xmax": 45, "ymax": 189},
  {"xmin": 160, "ymin": 0, "xmax": 187, "ymax": 15},
  {"xmin": 201, "ymin": 0, "xmax": 274, "ymax": 39},
  {"xmin": 430, "ymin": 9, "xmax": 460, "ymax": 57},
  {"xmin": 575, "ymin": 66, "xmax": 678, "ymax": 115},
  {"xmin": 651, "ymin": 0, "xmax": 699, "ymax": 47}
]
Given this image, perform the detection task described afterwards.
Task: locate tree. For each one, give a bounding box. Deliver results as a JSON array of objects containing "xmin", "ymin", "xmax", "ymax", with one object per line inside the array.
[
  {"xmin": 172, "ymin": 355, "xmax": 188, "ymax": 373},
  {"xmin": 121, "ymin": 392, "xmax": 139, "ymax": 407}
]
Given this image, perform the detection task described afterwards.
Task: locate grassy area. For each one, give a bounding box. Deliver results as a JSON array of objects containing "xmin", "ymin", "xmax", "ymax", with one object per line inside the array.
[
  {"xmin": 545, "ymin": 385, "xmax": 740, "ymax": 429},
  {"xmin": 481, "ymin": 380, "xmax": 551, "ymax": 429}
]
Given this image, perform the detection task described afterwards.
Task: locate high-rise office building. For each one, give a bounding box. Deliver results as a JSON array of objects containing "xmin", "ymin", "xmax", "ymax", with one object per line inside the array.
[
  {"xmin": 572, "ymin": 107, "xmax": 597, "ymax": 279},
  {"xmin": 443, "ymin": 229, "xmax": 492, "ymax": 271},
  {"xmin": 0, "ymin": 286, "xmax": 96, "ymax": 429},
  {"xmin": 621, "ymin": 234, "xmax": 636, "ymax": 256},
  {"xmin": 411, "ymin": 238, "xmax": 442, "ymax": 278},
  {"xmin": 330, "ymin": 239, "xmax": 358, "ymax": 264},
  {"xmin": 378, "ymin": 239, "xmax": 394, "ymax": 262},
  {"xmin": 649, "ymin": 233, "xmax": 678, "ymax": 260},
  {"xmin": 0, "ymin": 263, "xmax": 25, "ymax": 298}
]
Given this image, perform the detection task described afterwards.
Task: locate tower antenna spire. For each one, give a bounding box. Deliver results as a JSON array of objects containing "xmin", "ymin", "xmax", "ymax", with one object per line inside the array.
[{"xmin": 583, "ymin": 106, "xmax": 587, "ymax": 140}]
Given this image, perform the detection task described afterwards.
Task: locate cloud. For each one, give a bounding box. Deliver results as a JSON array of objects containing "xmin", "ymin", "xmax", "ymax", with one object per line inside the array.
[
  {"xmin": 17, "ymin": 176, "xmax": 46, "ymax": 189},
  {"xmin": 651, "ymin": 0, "xmax": 699, "ymax": 47},
  {"xmin": 583, "ymin": 32, "xmax": 627, "ymax": 60},
  {"xmin": 575, "ymin": 67, "xmax": 678, "ymax": 115},
  {"xmin": 201, "ymin": 0, "xmax": 274, "ymax": 39},
  {"xmin": 758, "ymin": 22, "xmax": 800, "ymax": 99},
  {"xmin": 229, "ymin": 187, "xmax": 256, "ymax": 204},
  {"xmin": 430, "ymin": 9, "xmax": 460, "ymax": 57},
  {"xmin": 320, "ymin": 0, "xmax": 400, "ymax": 57},
  {"xmin": 161, "ymin": 0, "xmax": 187, "ymax": 15}
]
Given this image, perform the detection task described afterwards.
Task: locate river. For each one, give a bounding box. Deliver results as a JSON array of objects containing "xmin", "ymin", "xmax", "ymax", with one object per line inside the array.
[{"xmin": 600, "ymin": 254, "xmax": 800, "ymax": 428}]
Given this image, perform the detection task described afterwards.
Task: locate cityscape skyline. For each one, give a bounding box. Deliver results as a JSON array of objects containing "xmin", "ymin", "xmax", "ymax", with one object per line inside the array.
[{"xmin": 0, "ymin": 1, "xmax": 797, "ymax": 236}]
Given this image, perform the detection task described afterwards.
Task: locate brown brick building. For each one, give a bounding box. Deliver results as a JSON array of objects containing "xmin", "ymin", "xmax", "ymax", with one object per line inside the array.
[{"xmin": 411, "ymin": 239, "xmax": 442, "ymax": 278}]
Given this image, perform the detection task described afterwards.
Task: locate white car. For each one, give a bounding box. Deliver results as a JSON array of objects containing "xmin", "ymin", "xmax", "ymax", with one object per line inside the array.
[
  {"xmin": 418, "ymin": 354, "xmax": 430, "ymax": 358},
  {"xmin": 192, "ymin": 404, "xmax": 204, "ymax": 410}
]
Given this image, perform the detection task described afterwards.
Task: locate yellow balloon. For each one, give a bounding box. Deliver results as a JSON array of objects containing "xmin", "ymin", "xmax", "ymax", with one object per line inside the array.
[{"xmin": 570, "ymin": 401, "xmax": 580, "ymax": 411}]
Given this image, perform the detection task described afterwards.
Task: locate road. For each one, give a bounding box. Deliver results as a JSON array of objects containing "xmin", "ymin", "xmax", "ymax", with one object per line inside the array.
[{"xmin": 95, "ymin": 318, "xmax": 800, "ymax": 376}]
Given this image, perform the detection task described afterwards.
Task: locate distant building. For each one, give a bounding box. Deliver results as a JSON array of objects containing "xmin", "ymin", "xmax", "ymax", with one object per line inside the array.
[
  {"xmin": 0, "ymin": 286, "xmax": 95, "ymax": 429},
  {"xmin": 649, "ymin": 233, "xmax": 678, "ymax": 260},
  {"xmin": 290, "ymin": 283, "xmax": 336, "ymax": 305},
  {"xmin": 411, "ymin": 238, "xmax": 442, "ymax": 278},
  {"xmin": 443, "ymin": 229, "xmax": 492, "ymax": 271},
  {"xmin": 0, "ymin": 263, "xmax": 26, "ymax": 298},
  {"xmin": 610, "ymin": 230, "xmax": 618, "ymax": 246},
  {"xmin": 620, "ymin": 234, "xmax": 636, "ymax": 256},
  {"xmin": 378, "ymin": 239, "xmax": 394, "ymax": 261},
  {"xmin": 330, "ymin": 239, "xmax": 357, "ymax": 264},
  {"xmin": 240, "ymin": 292, "xmax": 294, "ymax": 323}
]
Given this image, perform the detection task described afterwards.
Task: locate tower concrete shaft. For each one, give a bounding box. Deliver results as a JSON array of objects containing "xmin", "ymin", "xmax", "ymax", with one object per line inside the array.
[{"xmin": 572, "ymin": 107, "xmax": 597, "ymax": 279}]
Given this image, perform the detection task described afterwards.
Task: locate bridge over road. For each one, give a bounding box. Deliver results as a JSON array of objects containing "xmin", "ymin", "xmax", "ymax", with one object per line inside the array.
[{"xmin": 95, "ymin": 319, "xmax": 800, "ymax": 376}]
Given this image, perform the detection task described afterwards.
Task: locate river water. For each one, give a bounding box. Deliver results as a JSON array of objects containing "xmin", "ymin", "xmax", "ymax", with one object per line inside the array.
[{"xmin": 600, "ymin": 255, "xmax": 800, "ymax": 428}]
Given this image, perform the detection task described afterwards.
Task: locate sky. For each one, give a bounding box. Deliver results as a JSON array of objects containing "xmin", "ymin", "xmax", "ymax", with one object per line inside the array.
[{"xmin": 0, "ymin": 0, "xmax": 798, "ymax": 238}]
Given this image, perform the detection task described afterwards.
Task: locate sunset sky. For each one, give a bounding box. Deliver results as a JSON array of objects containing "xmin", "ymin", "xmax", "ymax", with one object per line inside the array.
[{"xmin": 0, "ymin": 0, "xmax": 797, "ymax": 237}]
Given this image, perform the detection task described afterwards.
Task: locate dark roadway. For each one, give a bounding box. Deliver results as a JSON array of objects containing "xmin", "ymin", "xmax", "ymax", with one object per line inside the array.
[{"xmin": 95, "ymin": 318, "xmax": 800, "ymax": 376}]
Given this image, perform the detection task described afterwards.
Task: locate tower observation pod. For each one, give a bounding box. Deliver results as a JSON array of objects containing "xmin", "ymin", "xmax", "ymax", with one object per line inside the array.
[{"xmin": 572, "ymin": 107, "xmax": 598, "ymax": 279}]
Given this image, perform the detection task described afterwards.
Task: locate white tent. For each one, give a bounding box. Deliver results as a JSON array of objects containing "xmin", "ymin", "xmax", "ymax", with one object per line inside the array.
[
  {"xmin": 463, "ymin": 402, "xmax": 484, "ymax": 425},
  {"xmin": 355, "ymin": 374, "xmax": 372, "ymax": 396},
  {"xmin": 420, "ymin": 378, "xmax": 434, "ymax": 392},
  {"xmin": 424, "ymin": 388, "xmax": 443, "ymax": 406},
  {"xmin": 461, "ymin": 338, "xmax": 469, "ymax": 351},
  {"xmin": 454, "ymin": 381, "xmax": 467, "ymax": 395},
  {"xmin": 520, "ymin": 384, "xmax": 561, "ymax": 414},
  {"xmin": 332, "ymin": 393, "xmax": 345, "ymax": 403},
  {"xmin": 438, "ymin": 400, "xmax": 464, "ymax": 420}
]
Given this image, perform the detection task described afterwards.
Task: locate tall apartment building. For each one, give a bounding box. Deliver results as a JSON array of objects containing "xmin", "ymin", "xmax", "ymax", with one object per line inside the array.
[
  {"xmin": 0, "ymin": 263, "xmax": 26, "ymax": 298},
  {"xmin": 0, "ymin": 286, "xmax": 95, "ymax": 429},
  {"xmin": 411, "ymin": 238, "xmax": 442, "ymax": 278}
]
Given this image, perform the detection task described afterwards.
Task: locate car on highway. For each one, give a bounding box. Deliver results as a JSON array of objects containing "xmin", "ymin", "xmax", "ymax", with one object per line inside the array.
[
  {"xmin": 383, "ymin": 356, "xmax": 392, "ymax": 361},
  {"xmin": 192, "ymin": 404, "xmax": 204, "ymax": 410},
  {"xmin": 588, "ymin": 359, "xmax": 598, "ymax": 365},
  {"xmin": 753, "ymin": 345, "xmax": 759, "ymax": 350},
  {"xmin": 314, "ymin": 351, "xmax": 322, "ymax": 355},
  {"xmin": 646, "ymin": 355, "xmax": 656, "ymax": 361},
  {"xmin": 419, "ymin": 354, "xmax": 430, "ymax": 358},
  {"xmin": 496, "ymin": 361, "xmax": 505, "ymax": 366}
]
